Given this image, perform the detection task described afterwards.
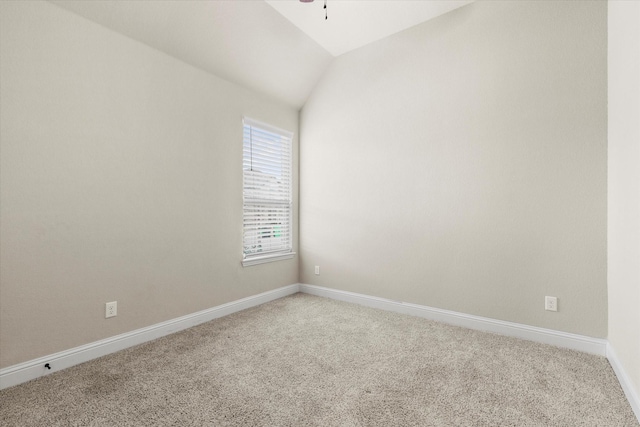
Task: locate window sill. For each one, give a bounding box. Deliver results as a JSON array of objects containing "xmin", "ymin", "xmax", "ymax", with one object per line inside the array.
[{"xmin": 242, "ymin": 252, "xmax": 296, "ymax": 267}]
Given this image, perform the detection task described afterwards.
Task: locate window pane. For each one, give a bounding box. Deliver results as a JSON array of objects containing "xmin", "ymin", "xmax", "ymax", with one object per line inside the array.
[{"xmin": 242, "ymin": 118, "xmax": 293, "ymax": 261}]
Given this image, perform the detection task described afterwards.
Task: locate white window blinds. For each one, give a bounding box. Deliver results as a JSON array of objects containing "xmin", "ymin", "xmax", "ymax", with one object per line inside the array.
[{"xmin": 242, "ymin": 118, "xmax": 294, "ymax": 266}]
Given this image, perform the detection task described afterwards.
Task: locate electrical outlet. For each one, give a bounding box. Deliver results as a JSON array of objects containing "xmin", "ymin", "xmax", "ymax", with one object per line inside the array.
[
  {"xmin": 314, "ymin": 266, "xmax": 320, "ymax": 275},
  {"xmin": 105, "ymin": 301, "xmax": 117, "ymax": 318},
  {"xmin": 545, "ymin": 296, "xmax": 557, "ymax": 312}
]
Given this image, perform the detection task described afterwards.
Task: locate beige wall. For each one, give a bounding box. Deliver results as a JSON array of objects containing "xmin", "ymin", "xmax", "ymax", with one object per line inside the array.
[
  {"xmin": 0, "ymin": 1, "xmax": 298, "ymax": 368},
  {"xmin": 300, "ymin": 1, "xmax": 607, "ymax": 337},
  {"xmin": 608, "ymin": 0, "xmax": 640, "ymax": 409}
]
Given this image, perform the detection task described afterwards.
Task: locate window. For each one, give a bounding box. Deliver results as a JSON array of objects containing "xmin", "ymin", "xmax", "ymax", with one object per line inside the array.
[{"xmin": 242, "ymin": 117, "xmax": 294, "ymax": 266}]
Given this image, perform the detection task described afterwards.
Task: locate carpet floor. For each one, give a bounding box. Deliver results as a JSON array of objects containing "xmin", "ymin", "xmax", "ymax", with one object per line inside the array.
[{"xmin": 0, "ymin": 293, "xmax": 637, "ymax": 426}]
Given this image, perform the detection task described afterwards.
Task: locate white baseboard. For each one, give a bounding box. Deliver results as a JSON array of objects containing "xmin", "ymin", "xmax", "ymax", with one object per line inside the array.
[
  {"xmin": 607, "ymin": 343, "xmax": 640, "ymax": 423},
  {"xmin": 299, "ymin": 284, "xmax": 608, "ymax": 356},
  {"xmin": 0, "ymin": 284, "xmax": 300, "ymax": 390},
  {"xmin": 0, "ymin": 282, "xmax": 623, "ymax": 408}
]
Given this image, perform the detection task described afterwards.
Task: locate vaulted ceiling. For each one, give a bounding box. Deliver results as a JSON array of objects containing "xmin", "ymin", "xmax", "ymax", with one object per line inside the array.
[
  {"xmin": 50, "ymin": 1, "xmax": 472, "ymax": 109},
  {"xmin": 266, "ymin": 0, "xmax": 472, "ymax": 56}
]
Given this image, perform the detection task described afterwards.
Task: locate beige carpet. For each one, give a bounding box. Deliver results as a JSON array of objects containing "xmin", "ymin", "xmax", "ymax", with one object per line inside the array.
[{"xmin": 1, "ymin": 293, "xmax": 637, "ymax": 426}]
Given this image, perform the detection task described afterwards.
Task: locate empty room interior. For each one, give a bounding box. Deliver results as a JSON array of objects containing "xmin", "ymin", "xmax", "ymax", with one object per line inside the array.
[{"xmin": 1, "ymin": 0, "xmax": 639, "ymax": 425}]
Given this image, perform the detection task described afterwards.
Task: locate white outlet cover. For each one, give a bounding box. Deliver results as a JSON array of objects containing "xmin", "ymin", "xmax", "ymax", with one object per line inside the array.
[
  {"xmin": 545, "ymin": 296, "xmax": 557, "ymax": 312},
  {"xmin": 106, "ymin": 301, "xmax": 117, "ymax": 318}
]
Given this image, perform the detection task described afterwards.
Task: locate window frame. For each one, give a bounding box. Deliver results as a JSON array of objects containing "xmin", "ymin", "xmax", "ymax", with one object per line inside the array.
[{"xmin": 241, "ymin": 117, "xmax": 295, "ymax": 267}]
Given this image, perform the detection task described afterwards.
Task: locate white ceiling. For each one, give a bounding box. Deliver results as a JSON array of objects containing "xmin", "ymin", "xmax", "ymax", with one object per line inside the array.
[
  {"xmin": 49, "ymin": 0, "xmax": 473, "ymax": 109},
  {"xmin": 50, "ymin": 0, "xmax": 333, "ymax": 108},
  {"xmin": 266, "ymin": 0, "xmax": 473, "ymax": 57}
]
